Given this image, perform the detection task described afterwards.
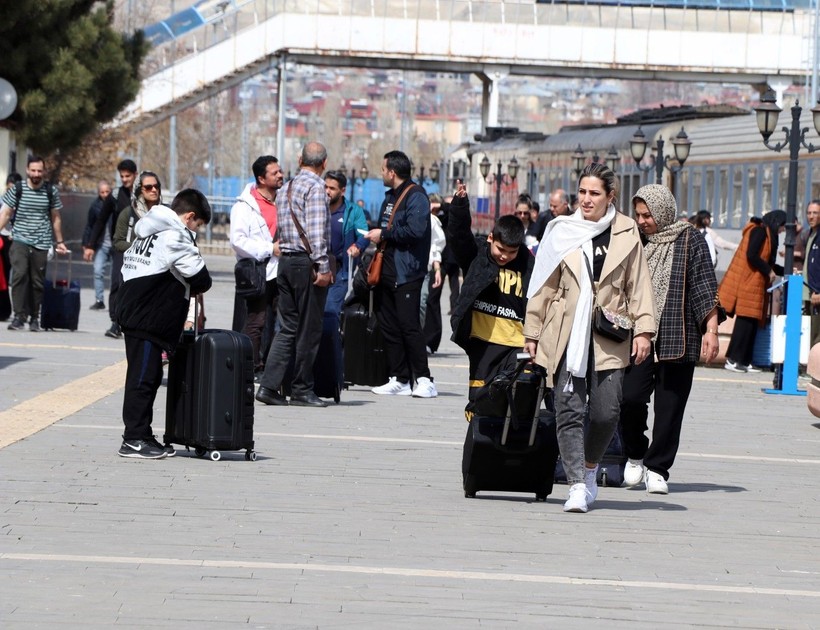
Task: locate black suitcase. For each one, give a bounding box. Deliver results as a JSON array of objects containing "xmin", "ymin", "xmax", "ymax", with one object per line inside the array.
[
  {"xmin": 462, "ymin": 361, "xmax": 559, "ymax": 501},
  {"xmin": 341, "ymin": 295, "xmax": 389, "ymax": 387},
  {"xmin": 164, "ymin": 329, "xmax": 256, "ymax": 461},
  {"xmin": 41, "ymin": 253, "xmax": 80, "ymax": 330}
]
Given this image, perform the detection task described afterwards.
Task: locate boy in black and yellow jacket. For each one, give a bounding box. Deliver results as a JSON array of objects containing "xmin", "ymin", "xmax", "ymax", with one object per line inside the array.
[
  {"xmin": 446, "ymin": 184, "xmax": 534, "ymax": 416},
  {"xmin": 115, "ymin": 189, "xmax": 213, "ymax": 459}
]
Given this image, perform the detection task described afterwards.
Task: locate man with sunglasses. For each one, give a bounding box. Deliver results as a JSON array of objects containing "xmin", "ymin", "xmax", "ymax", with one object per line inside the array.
[{"xmin": 83, "ymin": 158, "xmax": 138, "ymax": 339}]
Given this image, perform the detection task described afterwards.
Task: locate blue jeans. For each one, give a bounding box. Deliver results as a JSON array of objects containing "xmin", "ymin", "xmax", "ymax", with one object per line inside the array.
[{"xmin": 93, "ymin": 242, "xmax": 112, "ymax": 303}]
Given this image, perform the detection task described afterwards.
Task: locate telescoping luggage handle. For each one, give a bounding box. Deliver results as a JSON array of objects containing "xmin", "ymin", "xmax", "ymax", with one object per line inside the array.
[
  {"xmin": 500, "ymin": 353, "xmax": 545, "ymax": 448},
  {"xmin": 50, "ymin": 249, "xmax": 73, "ymax": 289}
]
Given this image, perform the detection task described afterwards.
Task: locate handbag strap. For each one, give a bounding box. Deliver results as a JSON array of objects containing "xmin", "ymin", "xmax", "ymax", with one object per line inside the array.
[
  {"xmin": 286, "ymin": 182, "xmax": 313, "ymax": 255},
  {"xmin": 376, "ymin": 183, "xmax": 419, "ymax": 253},
  {"xmin": 582, "ymin": 252, "xmax": 599, "ymax": 303}
]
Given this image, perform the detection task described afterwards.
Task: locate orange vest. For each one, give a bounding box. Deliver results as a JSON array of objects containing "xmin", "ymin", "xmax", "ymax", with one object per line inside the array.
[{"xmin": 718, "ymin": 222, "xmax": 772, "ymax": 324}]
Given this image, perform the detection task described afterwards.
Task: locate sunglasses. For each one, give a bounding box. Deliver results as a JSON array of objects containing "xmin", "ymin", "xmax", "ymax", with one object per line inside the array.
[
  {"xmin": 142, "ymin": 183, "xmax": 159, "ymax": 191},
  {"xmin": 514, "ymin": 211, "xmax": 529, "ymax": 216}
]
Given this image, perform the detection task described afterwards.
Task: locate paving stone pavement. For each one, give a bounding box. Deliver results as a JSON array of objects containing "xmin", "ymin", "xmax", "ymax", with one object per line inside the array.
[{"xmin": 1, "ymin": 254, "xmax": 819, "ymax": 628}]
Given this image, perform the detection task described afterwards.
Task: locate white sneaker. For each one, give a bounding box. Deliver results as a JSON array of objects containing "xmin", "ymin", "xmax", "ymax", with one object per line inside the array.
[
  {"xmin": 411, "ymin": 376, "xmax": 437, "ymax": 398},
  {"xmin": 645, "ymin": 470, "xmax": 669, "ymax": 494},
  {"xmin": 584, "ymin": 465, "xmax": 599, "ymax": 504},
  {"xmin": 371, "ymin": 377, "xmax": 412, "ymax": 396},
  {"xmin": 623, "ymin": 459, "xmax": 645, "ymax": 487},
  {"xmin": 724, "ymin": 360, "xmax": 747, "ymax": 373},
  {"xmin": 744, "ymin": 364, "xmax": 763, "ymax": 373},
  {"xmin": 563, "ymin": 483, "xmax": 591, "ymax": 513}
]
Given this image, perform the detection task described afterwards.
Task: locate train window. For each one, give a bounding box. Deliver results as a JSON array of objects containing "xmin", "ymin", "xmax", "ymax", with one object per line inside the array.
[
  {"xmin": 775, "ymin": 163, "xmax": 789, "ymax": 211},
  {"xmin": 691, "ymin": 169, "xmax": 702, "ymax": 218},
  {"xmin": 761, "ymin": 164, "xmax": 773, "ymax": 215},
  {"xmin": 732, "ymin": 166, "xmax": 744, "ymax": 228},
  {"xmin": 678, "ymin": 170, "xmax": 690, "ymax": 213},
  {"xmin": 810, "ymin": 161, "xmax": 820, "ymax": 205}
]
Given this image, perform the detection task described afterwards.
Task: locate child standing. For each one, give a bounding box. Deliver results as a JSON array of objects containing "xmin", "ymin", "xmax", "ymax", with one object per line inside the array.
[
  {"xmin": 446, "ymin": 182, "xmax": 533, "ymax": 414},
  {"xmin": 115, "ymin": 189, "xmax": 213, "ymax": 459}
]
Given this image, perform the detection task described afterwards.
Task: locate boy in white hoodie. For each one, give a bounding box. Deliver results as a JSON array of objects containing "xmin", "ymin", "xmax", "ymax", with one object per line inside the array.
[{"xmin": 115, "ymin": 189, "xmax": 213, "ymax": 459}]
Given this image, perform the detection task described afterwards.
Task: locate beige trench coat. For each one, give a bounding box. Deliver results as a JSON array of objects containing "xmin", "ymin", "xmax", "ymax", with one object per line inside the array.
[{"xmin": 523, "ymin": 212, "xmax": 656, "ymax": 388}]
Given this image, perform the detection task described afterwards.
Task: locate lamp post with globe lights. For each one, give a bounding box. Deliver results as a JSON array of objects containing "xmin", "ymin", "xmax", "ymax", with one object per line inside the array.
[{"xmin": 753, "ymin": 88, "xmax": 820, "ymax": 395}]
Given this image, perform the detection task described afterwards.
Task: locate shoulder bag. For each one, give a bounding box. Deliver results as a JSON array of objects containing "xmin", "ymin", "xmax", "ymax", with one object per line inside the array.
[
  {"xmin": 583, "ymin": 254, "xmax": 632, "ymax": 343},
  {"xmin": 234, "ymin": 257, "xmax": 268, "ymax": 298}
]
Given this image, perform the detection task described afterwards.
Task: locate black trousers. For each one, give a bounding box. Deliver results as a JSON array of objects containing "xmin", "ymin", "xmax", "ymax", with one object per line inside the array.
[
  {"xmin": 466, "ymin": 338, "xmax": 518, "ymax": 403},
  {"xmin": 243, "ymin": 279, "xmax": 279, "ymax": 372},
  {"xmin": 442, "ymin": 260, "xmax": 461, "ymax": 313},
  {"xmin": 260, "ymin": 254, "xmax": 326, "ymax": 397},
  {"xmin": 726, "ymin": 315, "xmax": 759, "ymax": 366},
  {"xmin": 619, "ymin": 353, "xmax": 696, "ymax": 480},
  {"xmin": 122, "ymin": 334, "xmax": 165, "ymax": 441},
  {"xmin": 375, "ymin": 277, "xmax": 430, "ymax": 384},
  {"xmin": 108, "ymin": 250, "xmax": 124, "ymax": 322},
  {"xmin": 424, "ymin": 272, "xmax": 443, "ymax": 353}
]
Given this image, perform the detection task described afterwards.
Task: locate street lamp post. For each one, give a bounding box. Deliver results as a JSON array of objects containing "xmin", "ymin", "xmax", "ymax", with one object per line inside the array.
[
  {"xmin": 753, "ymin": 89, "xmax": 820, "ymax": 396},
  {"xmin": 480, "ymin": 155, "xmax": 519, "ymax": 221},
  {"xmin": 571, "ymin": 145, "xmax": 621, "ymax": 178},
  {"xmin": 629, "ymin": 126, "xmax": 692, "ymax": 186}
]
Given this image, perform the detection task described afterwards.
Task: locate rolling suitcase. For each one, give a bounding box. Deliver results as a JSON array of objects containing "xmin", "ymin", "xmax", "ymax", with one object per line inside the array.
[
  {"xmin": 41, "ymin": 252, "xmax": 80, "ymax": 330},
  {"xmin": 462, "ymin": 358, "xmax": 559, "ymax": 501},
  {"xmin": 341, "ymin": 293, "xmax": 390, "ymax": 387},
  {"xmin": 164, "ymin": 328, "xmax": 256, "ymax": 461}
]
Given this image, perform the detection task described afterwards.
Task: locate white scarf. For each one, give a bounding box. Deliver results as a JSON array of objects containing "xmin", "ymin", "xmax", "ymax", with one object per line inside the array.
[{"xmin": 527, "ymin": 205, "xmax": 617, "ymax": 388}]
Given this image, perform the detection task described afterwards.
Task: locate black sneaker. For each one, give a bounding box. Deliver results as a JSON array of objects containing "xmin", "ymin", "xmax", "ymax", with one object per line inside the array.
[
  {"xmin": 7, "ymin": 317, "xmax": 25, "ymax": 331},
  {"xmin": 105, "ymin": 323, "xmax": 122, "ymax": 338},
  {"xmin": 148, "ymin": 435, "xmax": 175, "ymax": 457},
  {"xmin": 118, "ymin": 439, "xmax": 167, "ymax": 459},
  {"xmin": 89, "ymin": 301, "xmax": 106, "ymax": 310},
  {"xmin": 29, "ymin": 319, "xmax": 41, "ymax": 333}
]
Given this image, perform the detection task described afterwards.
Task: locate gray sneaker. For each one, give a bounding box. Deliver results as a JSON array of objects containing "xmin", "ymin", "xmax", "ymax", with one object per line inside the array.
[
  {"xmin": 7, "ymin": 317, "xmax": 25, "ymax": 331},
  {"xmin": 118, "ymin": 439, "xmax": 168, "ymax": 459},
  {"xmin": 29, "ymin": 319, "xmax": 42, "ymax": 332}
]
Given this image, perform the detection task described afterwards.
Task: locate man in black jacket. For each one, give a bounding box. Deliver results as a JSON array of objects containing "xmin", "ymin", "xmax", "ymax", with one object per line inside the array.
[
  {"xmin": 364, "ymin": 150, "xmax": 435, "ymax": 398},
  {"xmin": 447, "ymin": 183, "xmax": 533, "ymax": 412},
  {"xmin": 82, "ymin": 180, "xmax": 113, "ymax": 310},
  {"xmin": 83, "ymin": 158, "xmax": 137, "ymax": 339}
]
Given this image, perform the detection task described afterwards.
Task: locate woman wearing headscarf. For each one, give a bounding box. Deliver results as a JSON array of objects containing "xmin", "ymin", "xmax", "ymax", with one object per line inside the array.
[
  {"xmin": 619, "ymin": 185, "xmax": 722, "ymax": 494},
  {"xmin": 718, "ymin": 210, "xmax": 786, "ymax": 373},
  {"xmin": 523, "ymin": 163, "xmax": 656, "ymax": 513}
]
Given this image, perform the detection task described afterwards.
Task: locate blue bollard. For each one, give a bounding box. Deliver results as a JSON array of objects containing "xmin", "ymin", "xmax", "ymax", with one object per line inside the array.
[{"xmin": 764, "ymin": 273, "xmax": 807, "ymax": 396}]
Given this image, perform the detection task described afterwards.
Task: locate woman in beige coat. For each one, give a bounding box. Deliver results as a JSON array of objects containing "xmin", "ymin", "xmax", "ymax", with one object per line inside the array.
[{"xmin": 523, "ymin": 163, "xmax": 656, "ymax": 513}]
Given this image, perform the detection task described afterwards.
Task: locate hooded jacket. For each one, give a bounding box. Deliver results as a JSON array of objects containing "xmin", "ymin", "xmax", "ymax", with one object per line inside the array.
[{"xmin": 115, "ymin": 205, "xmax": 212, "ymax": 350}]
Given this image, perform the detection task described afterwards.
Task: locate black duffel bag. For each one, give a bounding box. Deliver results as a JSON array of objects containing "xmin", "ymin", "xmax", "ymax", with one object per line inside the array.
[{"xmin": 234, "ymin": 257, "xmax": 268, "ymax": 298}]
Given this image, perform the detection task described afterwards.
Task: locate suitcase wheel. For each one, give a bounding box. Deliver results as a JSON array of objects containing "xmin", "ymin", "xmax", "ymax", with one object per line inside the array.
[
  {"xmin": 209, "ymin": 450, "xmax": 222, "ymax": 462},
  {"xmin": 463, "ymin": 474, "xmax": 477, "ymax": 499},
  {"xmin": 245, "ymin": 450, "xmax": 257, "ymax": 461},
  {"xmin": 195, "ymin": 447, "xmax": 207, "ymax": 458}
]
